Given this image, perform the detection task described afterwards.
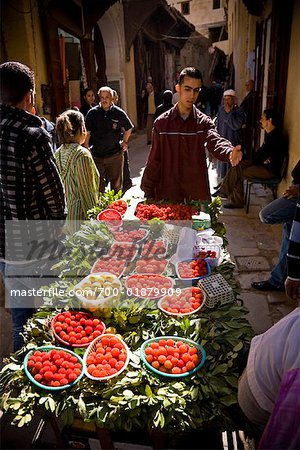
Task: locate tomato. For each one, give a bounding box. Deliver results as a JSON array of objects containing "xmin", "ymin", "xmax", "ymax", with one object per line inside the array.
[
  {"xmin": 26, "ymin": 349, "xmax": 82, "ymax": 387},
  {"xmin": 177, "ymin": 259, "xmax": 209, "ymax": 279},
  {"xmin": 159, "ymin": 287, "xmax": 204, "ymax": 315},
  {"xmin": 52, "ymin": 311, "xmax": 105, "ymax": 347},
  {"xmin": 109, "ymin": 200, "xmax": 128, "ymax": 216},
  {"xmin": 135, "ymin": 202, "xmax": 199, "ymax": 221},
  {"xmin": 85, "ymin": 335, "xmax": 127, "ymax": 379},
  {"xmin": 125, "ymin": 274, "xmax": 173, "ymax": 298},
  {"xmin": 143, "ymin": 339, "xmax": 200, "ymax": 375}
]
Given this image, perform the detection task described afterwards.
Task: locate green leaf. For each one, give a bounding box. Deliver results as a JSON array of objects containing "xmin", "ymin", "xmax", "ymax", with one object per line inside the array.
[
  {"xmin": 233, "ymin": 341, "xmax": 243, "ymax": 352},
  {"xmin": 128, "ymin": 316, "xmax": 140, "ymax": 324},
  {"xmin": 11, "ymin": 401, "xmax": 22, "ymax": 410},
  {"xmin": 211, "ymin": 364, "xmax": 228, "ymax": 375},
  {"xmin": 145, "ymin": 385, "xmax": 153, "ymax": 397},
  {"xmin": 190, "ymin": 386, "xmax": 199, "ymax": 401},
  {"xmin": 163, "ymin": 398, "xmax": 172, "ymax": 408},
  {"xmin": 220, "ymin": 394, "xmax": 237, "ymax": 406}
]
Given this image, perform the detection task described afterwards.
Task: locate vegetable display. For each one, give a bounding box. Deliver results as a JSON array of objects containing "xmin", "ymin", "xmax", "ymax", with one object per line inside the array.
[{"xmin": 0, "ymin": 198, "xmax": 253, "ymax": 434}]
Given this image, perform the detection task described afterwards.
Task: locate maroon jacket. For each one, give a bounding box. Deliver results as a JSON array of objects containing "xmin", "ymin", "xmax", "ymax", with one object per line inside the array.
[{"xmin": 141, "ymin": 105, "xmax": 233, "ymax": 202}]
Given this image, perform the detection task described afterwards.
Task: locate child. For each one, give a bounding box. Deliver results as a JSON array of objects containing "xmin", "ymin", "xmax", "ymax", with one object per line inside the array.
[{"xmin": 55, "ymin": 110, "xmax": 99, "ymax": 232}]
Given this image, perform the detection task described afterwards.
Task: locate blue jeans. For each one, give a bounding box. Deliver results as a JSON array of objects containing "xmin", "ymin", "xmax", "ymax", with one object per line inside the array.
[
  {"xmin": 4, "ymin": 259, "xmax": 57, "ymax": 352},
  {"xmin": 259, "ymin": 196, "xmax": 298, "ymax": 287}
]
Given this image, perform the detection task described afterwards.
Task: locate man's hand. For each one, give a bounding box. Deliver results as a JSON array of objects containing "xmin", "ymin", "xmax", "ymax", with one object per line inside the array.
[
  {"xmin": 283, "ymin": 184, "xmax": 299, "ymax": 199},
  {"xmin": 229, "ymin": 145, "xmax": 242, "ymax": 166},
  {"xmin": 285, "ymin": 277, "xmax": 300, "ymax": 303},
  {"xmin": 121, "ymin": 140, "xmax": 129, "ymax": 151}
]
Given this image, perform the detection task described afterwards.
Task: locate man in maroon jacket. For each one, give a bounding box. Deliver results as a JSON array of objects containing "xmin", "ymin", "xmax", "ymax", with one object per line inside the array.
[{"xmin": 141, "ymin": 67, "xmax": 242, "ymax": 202}]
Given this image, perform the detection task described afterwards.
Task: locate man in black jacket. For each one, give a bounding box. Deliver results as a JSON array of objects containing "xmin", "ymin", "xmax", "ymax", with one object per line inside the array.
[
  {"xmin": 85, "ymin": 86, "xmax": 134, "ymax": 193},
  {"xmin": 213, "ymin": 109, "xmax": 287, "ymax": 208}
]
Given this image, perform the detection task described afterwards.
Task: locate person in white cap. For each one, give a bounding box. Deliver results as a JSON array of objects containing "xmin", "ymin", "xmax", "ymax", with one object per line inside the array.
[{"xmin": 214, "ymin": 89, "xmax": 245, "ymax": 183}]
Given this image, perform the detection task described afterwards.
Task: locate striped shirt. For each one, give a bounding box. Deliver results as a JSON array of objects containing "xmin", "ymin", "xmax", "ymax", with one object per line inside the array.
[
  {"xmin": 55, "ymin": 143, "xmax": 99, "ymax": 233},
  {"xmin": 0, "ymin": 104, "xmax": 66, "ymax": 261}
]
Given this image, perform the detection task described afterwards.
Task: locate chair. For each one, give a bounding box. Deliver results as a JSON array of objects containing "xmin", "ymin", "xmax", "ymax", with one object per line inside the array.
[{"xmin": 244, "ymin": 155, "xmax": 288, "ymax": 214}]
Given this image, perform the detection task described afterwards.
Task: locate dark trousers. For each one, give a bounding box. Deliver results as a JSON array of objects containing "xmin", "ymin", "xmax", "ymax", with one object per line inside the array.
[
  {"xmin": 94, "ymin": 151, "xmax": 124, "ymax": 193},
  {"xmin": 123, "ymin": 150, "xmax": 132, "ymax": 192},
  {"xmin": 222, "ymin": 161, "xmax": 275, "ymax": 206}
]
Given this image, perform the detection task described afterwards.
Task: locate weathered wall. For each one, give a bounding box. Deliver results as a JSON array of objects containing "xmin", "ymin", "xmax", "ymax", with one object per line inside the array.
[
  {"xmin": 1, "ymin": 0, "xmax": 49, "ymax": 116},
  {"xmin": 125, "ymin": 46, "xmax": 138, "ymax": 128},
  {"xmin": 282, "ymin": 0, "xmax": 300, "ymax": 191},
  {"xmin": 168, "ymin": 0, "xmax": 226, "ymax": 38}
]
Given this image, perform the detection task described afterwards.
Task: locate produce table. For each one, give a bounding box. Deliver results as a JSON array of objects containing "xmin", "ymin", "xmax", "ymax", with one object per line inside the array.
[{"xmin": 0, "ymin": 198, "xmax": 253, "ymax": 448}]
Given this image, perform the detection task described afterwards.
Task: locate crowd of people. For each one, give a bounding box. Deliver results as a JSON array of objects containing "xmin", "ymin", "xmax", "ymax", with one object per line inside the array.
[{"xmin": 0, "ymin": 60, "xmax": 299, "ymax": 447}]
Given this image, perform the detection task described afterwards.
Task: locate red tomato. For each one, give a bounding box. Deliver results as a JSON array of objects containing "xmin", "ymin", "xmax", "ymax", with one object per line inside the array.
[
  {"xmin": 52, "ymin": 311, "xmax": 105, "ymax": 347},
  {"xmin": 91, "ymin": 258, "xmax": 126, "ymax": 277},
  {"xmin": 159, "ymin": 287, "xmax": 204, "ymax": 315},
  {"xmin": 143, "ymin": 339, "xmax": 200, "ymax": 375},
  {"xmin": 135, "ymin": 203, "xmax": 199, "ymax": 221},
  {"xmin": 109, "ymin": 200, "xmax": 128, "ymax": 216},
  {"xmin": 126, "ymin": 274, "xmax": 173, "ymax": 298},
  {"xmin": 26, "ymin": 349, "xmax": 82, "ymax": 387},
  {"xmin": 85, "ymin": 335, "xmax": 127, "ymax": 379}
]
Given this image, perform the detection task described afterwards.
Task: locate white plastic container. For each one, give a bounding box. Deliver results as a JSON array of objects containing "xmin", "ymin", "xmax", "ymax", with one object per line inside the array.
[{"xmin": 73, "ymin": 272, "xmax": 122, "ymax": 310}]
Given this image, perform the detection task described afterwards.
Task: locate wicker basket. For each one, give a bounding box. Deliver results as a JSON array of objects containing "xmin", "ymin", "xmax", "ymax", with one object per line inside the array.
[
  {"xmin": 83, "ymin": 334, "xmax": 130, "ymax": 381},
  {"xmin": 197, "ymin": 273, "xmax": 234, "ymax": 308},
  {"xmin": 24, "ymin": 346, "xmax": 84, "ymax": 391},
  {"xmin": 162, "ymin": 224, "xmax": 181, "ymax": 245}
]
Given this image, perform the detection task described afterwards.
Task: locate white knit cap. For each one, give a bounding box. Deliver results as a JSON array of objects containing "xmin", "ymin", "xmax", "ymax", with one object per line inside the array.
[{"xmin": 223, "ymin": 89, "xmax": 236, "ymax": 97}]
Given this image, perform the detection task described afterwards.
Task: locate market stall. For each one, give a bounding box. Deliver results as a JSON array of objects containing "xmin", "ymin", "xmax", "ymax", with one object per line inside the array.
[{"xmin": 0, "ymin": 196, "xmax": 253, "ymax": 449}]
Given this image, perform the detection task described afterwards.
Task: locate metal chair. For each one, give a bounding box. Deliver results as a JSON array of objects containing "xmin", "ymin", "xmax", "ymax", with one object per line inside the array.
[{"xmin": 244, "ymin": 155, "xmax": 288, "ymax": 214}]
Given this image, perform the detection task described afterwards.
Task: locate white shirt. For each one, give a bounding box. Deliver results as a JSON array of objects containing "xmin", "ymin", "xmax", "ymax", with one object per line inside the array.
[{"xmin": 247, "ymin": 307, "xmax": 300, "ymax": 412}]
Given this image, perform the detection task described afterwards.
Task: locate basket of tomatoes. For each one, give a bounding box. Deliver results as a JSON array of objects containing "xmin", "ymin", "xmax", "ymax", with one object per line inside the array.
[
  {"xmin": 83, "ymin": 334, "xmax": 130, "ymax": 381},
  {"xmin": 112, "ymin": 227, "xmax": 149, "ymax": 244},
  {"xmin": 51, "ymin": 311, "xmax": 106, "ymax": 347},
  {"xmin": 140, "ymin": 336, "xmax": 206, "ymax": 378},
  {"xmin": 109, "ymin": 200, "xmax": 128, "ymax": 216},
  {"xmin": 157, "ymin": 286, "xmax": 206, "ymax": 316},
  {"xmin": 176, "ymin": 258, "xmax": 211, "ymax": 283},
  {"xmin": 24, "ymin": 346, "xmax": 84, "ymax": 390},
  {"xmin": 91, "ymin": 258, "xmax": 127, "ymax": 277},
  {"xmin": 124, "ymin": 274, "xmax": 174, "ymax": 299},
  {"xmin": 134, "ymin": 258, "xmax": 168, "ymax": 275}
]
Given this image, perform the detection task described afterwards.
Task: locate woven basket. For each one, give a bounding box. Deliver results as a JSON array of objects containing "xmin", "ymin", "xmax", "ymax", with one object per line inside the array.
[
  {"xmin": 83, "ymin": 334, "xmax": 130, "ymax": 381},
  {"xmin": 24, "ymin": 346, "xmax": 84, "ymax": 391},
  {"xmin": 197, "ymin": 273, "xmax": 234, "ymax": 308},
  {"xmin": 161, "ymin": 224, "xmax": 181, "ymax": 245}
]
